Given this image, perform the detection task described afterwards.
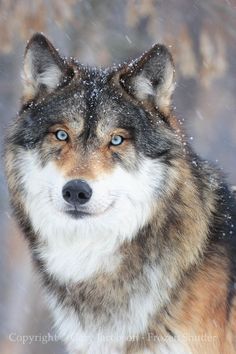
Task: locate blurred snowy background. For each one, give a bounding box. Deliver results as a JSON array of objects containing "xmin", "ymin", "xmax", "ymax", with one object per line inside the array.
[{"xmin": 0, "ymin": 1, "xmax": 236, "ymax": 353}]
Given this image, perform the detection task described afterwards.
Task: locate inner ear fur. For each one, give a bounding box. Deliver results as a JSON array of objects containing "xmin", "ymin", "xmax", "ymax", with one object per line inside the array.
[
  {"xmin": 117, "ymin": 44, "xmax": 176, "ymax": 114},
  {"xmin": 22, "ymin": 33, "xmax": 75, "ymax": 103}
]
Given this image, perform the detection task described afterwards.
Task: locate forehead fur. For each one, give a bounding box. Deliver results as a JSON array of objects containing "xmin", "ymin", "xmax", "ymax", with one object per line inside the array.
[
  {"xmin": 17, "ymin": 67, "xmax": 147, "ymax": 140},
  {"xmin": 8, "ymin": 60, "xmax": 182, "ymax": 173}
]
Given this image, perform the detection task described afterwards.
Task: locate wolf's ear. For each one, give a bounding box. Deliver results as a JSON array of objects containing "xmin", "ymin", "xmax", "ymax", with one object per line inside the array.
[
  {"xmin": 118, "ymin": 45, "xmax": 175, "ymax": 114},
  {"xmin": 22, "ymin": 33, "xmax": 74, "ymax": 102}
]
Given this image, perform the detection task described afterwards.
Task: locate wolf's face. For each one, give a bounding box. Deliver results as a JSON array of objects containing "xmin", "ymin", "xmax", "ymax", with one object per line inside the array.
[{"xmin": 5, "ymin": 34, "xmax": 182, "ymax": 251}]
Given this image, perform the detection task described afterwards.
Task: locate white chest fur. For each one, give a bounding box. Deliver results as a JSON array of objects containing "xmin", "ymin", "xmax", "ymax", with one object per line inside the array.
[
  {"xmin": 48, "ymin": 294, "xmax": 191, "ymax": 354},
  {"xmin": 46, "ymin": 260, "xmax": 178, "ymax": 354}
]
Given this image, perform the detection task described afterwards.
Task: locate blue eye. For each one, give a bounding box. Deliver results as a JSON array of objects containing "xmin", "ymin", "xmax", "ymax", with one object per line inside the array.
[
  {"xmin": 110, "ymin": 135, "xmax": 124, "ymax": 146},
  {"xmin": 55, "ymin": 130, "xmax": 69, "ymax": 141}
]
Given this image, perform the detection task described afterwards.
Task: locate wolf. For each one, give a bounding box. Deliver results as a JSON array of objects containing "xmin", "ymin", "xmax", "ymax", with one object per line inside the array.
[{"xmin": 4, "ymin": 33, "xmax": 236, "ymax": 354}]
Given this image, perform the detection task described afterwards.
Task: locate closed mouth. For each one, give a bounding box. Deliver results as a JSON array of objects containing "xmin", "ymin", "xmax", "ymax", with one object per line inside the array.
[
  {"xmin": 65, "ymin": 209, "xmax": 91, "ymax": 219},
  {"xmin": 63, "ymin": 201, "xmax": 115, "ymax": 219}
]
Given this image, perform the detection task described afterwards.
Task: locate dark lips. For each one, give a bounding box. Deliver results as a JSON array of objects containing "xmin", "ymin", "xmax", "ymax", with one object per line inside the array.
[
  {"xmin": 65, "ymin": 209, "xmax": 91, "ymax": 219},
  {"xmin": 64, "ymin": 201, "xmax": 115, "ymax": 219}
]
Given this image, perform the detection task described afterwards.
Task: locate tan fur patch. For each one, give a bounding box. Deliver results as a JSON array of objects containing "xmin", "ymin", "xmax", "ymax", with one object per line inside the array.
[
  {"xmin": 160, "ymin": 253, "xmax": 235, "ymax": 354},
  {"xmin": 54, "ymin": 145, "xmax": 115, "ymax": 180}
]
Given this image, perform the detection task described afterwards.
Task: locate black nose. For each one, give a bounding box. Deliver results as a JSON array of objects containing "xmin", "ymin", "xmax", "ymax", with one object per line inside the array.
[{"xmin": 62, "ymin": 179, "xmax": 92, "ymax": 206}]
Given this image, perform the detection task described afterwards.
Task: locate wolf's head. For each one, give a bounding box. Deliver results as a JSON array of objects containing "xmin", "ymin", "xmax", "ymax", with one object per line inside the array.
[{"xmin": 5, "ymin": 34, "xmax": 184, "ymax": 250}]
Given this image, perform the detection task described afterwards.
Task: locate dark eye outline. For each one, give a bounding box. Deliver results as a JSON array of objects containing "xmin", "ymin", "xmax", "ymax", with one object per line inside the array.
[
  {"xmin": 110, "ymin": 135, "xmax": 124, "ymax": 146},
  {"xmin": 55, "ymin": 130, "xmax": 69, "ymax": 141}
]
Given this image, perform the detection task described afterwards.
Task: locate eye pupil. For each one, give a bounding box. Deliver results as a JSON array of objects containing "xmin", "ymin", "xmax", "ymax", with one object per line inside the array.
[
  {"xmin": 111, "ymin": 135, "xmax": 123, "ymax": 146},
  {"xmin": 56, "ymin": 130, "xmax": 68, "ymax": 141}
]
